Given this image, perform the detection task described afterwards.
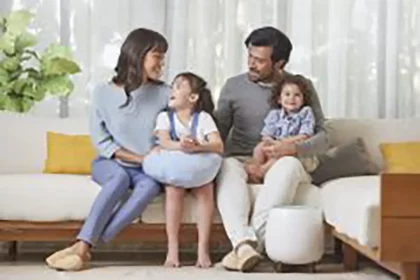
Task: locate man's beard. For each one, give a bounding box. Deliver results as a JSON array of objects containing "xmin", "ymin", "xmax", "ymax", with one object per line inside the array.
[
  {"xmin": 248, "ymin": 69, "xmax": 274, "ymax": 83},
  {"xmin": 248, "ymin": 70, "xmax": 260, "ymax": 81}
]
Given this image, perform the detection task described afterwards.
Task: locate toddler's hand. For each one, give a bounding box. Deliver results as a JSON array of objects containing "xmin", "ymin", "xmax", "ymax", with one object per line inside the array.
[{"xmin": 262, "ymin": 138, "xmax": 274, "ymax": 147}]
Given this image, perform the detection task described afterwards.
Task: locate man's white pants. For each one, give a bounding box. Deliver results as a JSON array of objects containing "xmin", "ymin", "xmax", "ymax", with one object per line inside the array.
[{"xmin": 216, "ymin": 156, "xmax": 312, "ymax": 249}]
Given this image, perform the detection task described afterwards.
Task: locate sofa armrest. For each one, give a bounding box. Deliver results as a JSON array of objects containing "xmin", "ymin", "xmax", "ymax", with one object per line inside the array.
[
  {"xmin": 381, "ymin": 173, "xmax": 420, "ymax": 217},
  {"xmin": 380, "ymin": 172, "xmax": 420, "ymax": 262}
]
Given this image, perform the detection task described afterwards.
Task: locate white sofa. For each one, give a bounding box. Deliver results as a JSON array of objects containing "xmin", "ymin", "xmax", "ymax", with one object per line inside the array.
[
  {"xmin": 0, "ymin": 112, "xmax": 320, "ymax": 224},
  {"xmin": 1, "ymin": 113, "xmax": 420, "ymax": 253}
]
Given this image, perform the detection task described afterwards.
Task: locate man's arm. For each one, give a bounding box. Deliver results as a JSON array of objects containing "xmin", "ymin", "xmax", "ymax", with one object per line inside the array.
[
  {"xmin": 295, "ymin": 79, "xmax": 329, "ymax": 157},
  {"xmin": 214, "ymin": 81, "xmax": 233, "ymax": 143}
]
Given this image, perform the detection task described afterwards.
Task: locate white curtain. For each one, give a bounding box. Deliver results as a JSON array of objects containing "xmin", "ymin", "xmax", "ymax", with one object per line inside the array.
[{"xmin": 1, "ymin": 0, "xmax": 419, "ymax": 118}]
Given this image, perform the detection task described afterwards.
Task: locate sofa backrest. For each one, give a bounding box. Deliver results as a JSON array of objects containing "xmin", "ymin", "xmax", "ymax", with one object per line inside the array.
[
  {"xmin": 1, "ymin": 112, "xmax": 420, "ymax": 173},
  {"xmin": 327, "ymin": 118, "xmax": 420, "ymax": 170},
  {"xmin": 0, "ymin": 112, "xmax": 89, "ymax": 174}
]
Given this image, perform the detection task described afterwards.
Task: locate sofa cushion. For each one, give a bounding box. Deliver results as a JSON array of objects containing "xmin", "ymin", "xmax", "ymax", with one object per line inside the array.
[
  {"xmin": 311, "ymin": 138, "xmax": 379, "ymax": 185},
  {"xmin": 380, "ymin": 141, "xmax": 420, "ymax": 173},
  {"xmin": 327, "ymin": 118, "xmax": 420, "ymax": 170},
  {"xmin": 44, "ymin": 132, "xmax": 96, "ymax": 175},
  {"xmin": 0, "ymin": 173, "xmax": 321, "ymax": 223},
  {"xmin": 0, "ymin": 174, "xmax": 100, "ymax": 221},
  {"xmin": 321, "ymin": 176, "xmax": 380, "ymax": 248}
]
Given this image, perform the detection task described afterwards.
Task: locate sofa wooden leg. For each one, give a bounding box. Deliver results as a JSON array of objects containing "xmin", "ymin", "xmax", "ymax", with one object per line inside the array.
[
  {"xmin": 400, "ymin": 262, "xmax": 419, "ymax": 280},
  {"xmin": 342, "ymin": 243, "xmax": 358, "ymax": 271},
  {"xmin": 334, "ymin": 238, "xmax": 343, "ymax": 258},
  {"xmin": 7, "ymin": 241, "xmax": 18, "ymax": 261}
]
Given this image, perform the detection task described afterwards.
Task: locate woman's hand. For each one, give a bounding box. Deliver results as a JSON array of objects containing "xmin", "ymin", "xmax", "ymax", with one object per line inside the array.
[{"xmin": 262, "ymin": 140, "xmax": 297, "ymax": 159}]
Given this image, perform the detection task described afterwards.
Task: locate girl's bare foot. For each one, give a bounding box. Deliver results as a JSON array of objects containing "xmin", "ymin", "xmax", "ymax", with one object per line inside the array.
[
  {"xmin": 196, "ymin": 252, "xmax": 212, "ymax": 268},
  {"xmin": 164, "ymin": 251, "xmax": 180, "ymax": 268}
]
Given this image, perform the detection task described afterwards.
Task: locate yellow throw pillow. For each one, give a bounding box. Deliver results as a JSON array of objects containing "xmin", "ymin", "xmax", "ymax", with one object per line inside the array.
[
  {"xmin": 44, "ymin": 132, "xmax": 96, "ymax": 175},
  {"xmin": 380, "ymin": 142, "xmax": 420, "ymax": 173}
]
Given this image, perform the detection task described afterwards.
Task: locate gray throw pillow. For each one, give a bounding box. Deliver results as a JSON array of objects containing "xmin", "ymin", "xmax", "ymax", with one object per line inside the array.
[{"xmin": 310, "ymin": 138, "xmax": 380, "ymax": 185}]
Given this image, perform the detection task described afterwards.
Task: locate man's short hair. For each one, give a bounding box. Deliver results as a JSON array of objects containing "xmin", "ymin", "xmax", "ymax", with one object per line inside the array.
[{"xmin": 244, "ymin": 26, "xmax": 293, "ymax": 63}]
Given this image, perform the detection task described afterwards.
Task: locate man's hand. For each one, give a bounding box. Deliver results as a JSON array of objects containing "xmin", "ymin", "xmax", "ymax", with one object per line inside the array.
[
  {"xmin": 262, "ymin": 140, "xmax": 297, "ymax": 159},
  {"xmin": 261, "ymin": 137, "xmax": 275, "ymax": 147}
]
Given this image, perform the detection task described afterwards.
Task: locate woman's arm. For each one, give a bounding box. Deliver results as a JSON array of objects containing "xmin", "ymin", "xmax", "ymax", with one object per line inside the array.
[
  {"xmin": 90, "ymin": 100, "xmax": 121, "ymax": 159},
  {"xmin": 113, "ymin": 148, "xmax": 144, "ymax": 165}
]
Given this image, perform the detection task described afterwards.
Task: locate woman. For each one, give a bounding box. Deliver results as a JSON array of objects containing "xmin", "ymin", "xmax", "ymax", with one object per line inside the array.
[{"xmin": 45, "ymin": 28, "xmax": 170, "ymax": 271}]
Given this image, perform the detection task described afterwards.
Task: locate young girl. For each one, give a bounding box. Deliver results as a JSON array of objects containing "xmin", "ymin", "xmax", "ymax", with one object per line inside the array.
[
  {"xmin": 154, "ymin": 72, "xmax": 223, "ymax": 268},
  {"xmin": 246, "ymin": 74, "xmax": 317, "ymax": 183}
]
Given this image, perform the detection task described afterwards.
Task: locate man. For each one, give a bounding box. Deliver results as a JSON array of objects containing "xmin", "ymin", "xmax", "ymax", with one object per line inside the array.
[{"xmin": 215, "ymin": 26, "xmax": 329, "ymax": 272}]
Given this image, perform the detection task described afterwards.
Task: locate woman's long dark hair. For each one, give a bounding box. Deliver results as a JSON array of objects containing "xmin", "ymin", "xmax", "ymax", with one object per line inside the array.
[
  {"xmin": 112, "ymin": 28, "xmax": 168, "ymax": 107},
  {"xmin": 174, "ymin": 72, "xmax": 215, "ymax": 117},
  {"xmin": 271, "ymin": 74, "xmax": 311, "ymax": 109}
]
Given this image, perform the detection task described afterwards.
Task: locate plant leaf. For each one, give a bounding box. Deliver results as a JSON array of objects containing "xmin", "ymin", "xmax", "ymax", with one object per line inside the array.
[
  {"xmin": 24, "ymin": 49, "xmax": 40, "ymax": 60},
  {"xmin": 32, "ymin": 86, "xmax": 46, "ymax": 101},
  {"xmin": 3, "ymin": 95, "xmax": 21, "ymax": 112},
  {"xmin": 15, "ymin": 32, "xmax": 37, "ymax": 51},
  {"xmin": 41, "ymin": 76, "xmax": 74, "ymax": 96},
  {"xmin": 42, "ymin": 57, "xmax": 81, "ymax": 76},
  {"xmin": 0, "ymin": 17, "xmax": 6, "ymax": 32},
  {"xmin": 6, "ymin": 10, "xmax": 33, "ymax": 35},
  {"xmin": 21, "ymin": 96, "xmax": 34, "ymax": 112},
  {"xmin": 13, "ymin": 79, "xmax": 26, "ymax": 94},
  {"xmin": 2, "ymin": 95, "xmax": 34, "ymax": 113},
  {"xmin": 0, "ymin": 93, "xmax": 5, "ymax": 110},
  {"xmin": 0, "ymin": 32, "xmax": 16, "ymax": 54},
  {"xmin": 25, "ymin": 67, "xmax": 40, "ymax": 79},
  {"xmin": 1, "ymin": 56, "xmax": 20, "ymax": 71},
  {"xmin": 20, "ymin": 78, "xmax": 39, "ymax": 99},
  {"xmin": 0, "ymin": 68, "xmax": 9, "ymax": 85},
  {"xmin": 42, "ymin": 43, "xmax": 73, "ymax": 61}
]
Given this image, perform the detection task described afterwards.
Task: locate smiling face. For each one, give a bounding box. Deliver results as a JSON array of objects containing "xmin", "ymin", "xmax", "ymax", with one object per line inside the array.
[
  {"xmin": 168, "ymin": 76, "xmax": 198, "ymax": 110},
  {"xmin": 142, "ymin": 49, "xmax": 165, "ymax": 81},
  {"xmin": 278, "ymin": 83, "xmax": 304, "ymax": 113}
]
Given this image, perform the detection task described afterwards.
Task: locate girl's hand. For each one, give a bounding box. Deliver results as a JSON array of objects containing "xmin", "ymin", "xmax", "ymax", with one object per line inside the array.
[
  {"xmin": 180, "ymin": 136, "xmax": 199, "ymax": 153},
  {"xmin": 149, "ymin": 146, "xmax": 161, "ymax": 155}
]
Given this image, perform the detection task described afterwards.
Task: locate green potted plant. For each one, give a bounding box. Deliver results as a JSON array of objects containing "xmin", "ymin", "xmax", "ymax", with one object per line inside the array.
[{"xmin": 0, "ymin": 9, "xmax": 81, "ymax": 113}]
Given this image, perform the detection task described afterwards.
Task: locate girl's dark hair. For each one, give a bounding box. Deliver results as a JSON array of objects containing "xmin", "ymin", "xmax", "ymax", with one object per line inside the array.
[
  {"xmin": 174, "ymin": 72, "xmax": 214, "ymax": 116},
  {"xmin": 112, "ymin": 28, "xmax": 168, "ymax": 107},
  {"xmin": 271, "ymin": 74, "xmax": 311, "ymax": 109}
]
